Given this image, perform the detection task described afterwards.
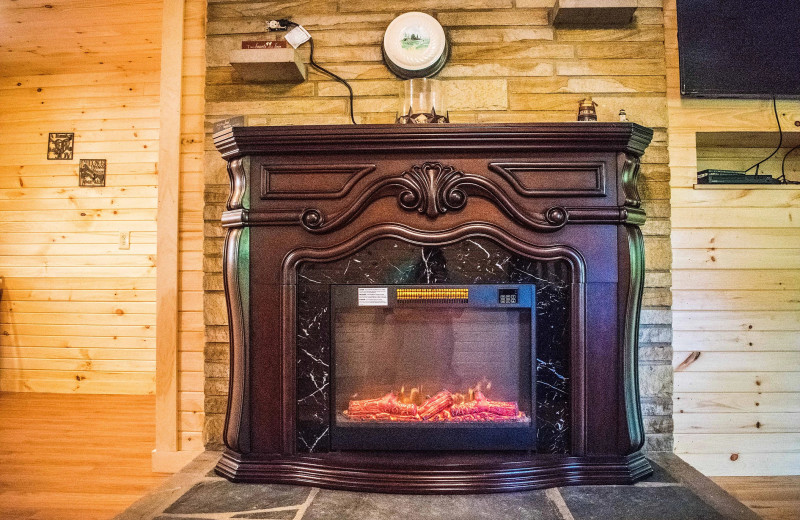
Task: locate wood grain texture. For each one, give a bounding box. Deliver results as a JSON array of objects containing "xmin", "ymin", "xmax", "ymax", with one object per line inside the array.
[
  {"xmin": 665, "ymin": 0, "xmax": 800, "ymax": 476},
  {"xmin": 713, "ymin": 476, "xmax": 800, "ymax": 520},
  {"xmin": 0, "ymin": 392, "xmax": 168, "ymax": 520},
  {"xmin": 0, "ymin": 55, "xmax": 160, "ymax": 393},
  {"xmin": 0, "ymin": 0, "xmax": 162, "ymax": 76},
  {"xmin": 2, "ymin": 0, "xmax": 204, "ymax": 457},
  {"xmin": 155, "ymin": 0, "xmax": 184, "ymax": 459}
]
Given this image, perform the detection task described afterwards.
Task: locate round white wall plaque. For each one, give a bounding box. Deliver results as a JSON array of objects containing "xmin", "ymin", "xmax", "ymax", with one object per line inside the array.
[{"xmin": 382, "ymin": 12, "xmax": 449, "ymax": 79}]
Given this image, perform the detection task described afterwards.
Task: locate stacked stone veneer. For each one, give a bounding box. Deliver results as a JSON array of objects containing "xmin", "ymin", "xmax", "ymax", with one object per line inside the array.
[{"xmin": 202, "ymin": 0, "xmax": 672, "ymax": 451}]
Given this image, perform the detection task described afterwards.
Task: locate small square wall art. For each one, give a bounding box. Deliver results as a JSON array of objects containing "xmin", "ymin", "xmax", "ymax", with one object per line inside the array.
[
  {"xmin": 48, "ymin": 132, "xmax": 74, "ymax": 160},
  {"xmin": 79, "ymin": 159, "xmax": 106, "ymax": 187}
]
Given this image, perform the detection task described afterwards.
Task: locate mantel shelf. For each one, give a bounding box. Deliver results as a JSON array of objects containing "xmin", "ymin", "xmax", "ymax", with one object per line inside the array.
[{"xmin": 693, "ymin": 184, "xmax": 800, "ymax": 190}]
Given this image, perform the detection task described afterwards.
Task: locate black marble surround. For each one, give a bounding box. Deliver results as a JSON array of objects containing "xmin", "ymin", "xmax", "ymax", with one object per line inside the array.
[{"xmin": 296, "ymin": 237, "xmax": 571, "ymax": 454}]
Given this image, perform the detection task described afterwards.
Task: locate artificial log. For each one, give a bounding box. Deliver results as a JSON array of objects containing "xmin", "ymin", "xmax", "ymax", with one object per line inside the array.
[
  {"xmin": 418, "ymin": 391, "xmax": 456, "ymax": 420},
  {"xmin": 450, "ymin": 391, "xmax": 519, "ymax": 417},
  {"xmin": 345, "ymin": 390, "xmax": 526, "ymax": 423},
  {"xmin": 347, "ymin": 393, "xmax": 418, "ymax": 417}
]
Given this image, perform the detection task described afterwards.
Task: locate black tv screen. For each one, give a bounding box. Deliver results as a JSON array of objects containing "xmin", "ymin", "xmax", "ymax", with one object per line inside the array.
[{"xmin": 677, "ymin": 0, "xmax": 800, "ymax": 98}]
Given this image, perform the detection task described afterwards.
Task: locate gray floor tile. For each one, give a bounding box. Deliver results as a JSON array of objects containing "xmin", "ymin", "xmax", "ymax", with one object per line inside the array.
[
  {"xmin": 155, "ymin": 517, "xmax": 209, "ymax": 520},
  {"xmin": 641, "ymin": 458, "xmax": 679, "ymax": 483},
  {"xmin": 234, "ymin": 511, "xmax": 299, "ymax": 519},
  {"xmin": 560, "ymin": 485, "xmax": 728, "ymax": 520},
  {"xmin": 163, "ymin": 480, "xmax": 310, "ymax": 515},
  {"xmin": 302, "ymin": 489, "xmax": 564, "ymax": 520}
]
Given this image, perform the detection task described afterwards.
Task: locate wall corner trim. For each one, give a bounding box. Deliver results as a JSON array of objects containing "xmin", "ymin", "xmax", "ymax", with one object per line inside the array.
[{"xmin": 155, "ymin": 0, "xmax": 186, "ymax": 455}]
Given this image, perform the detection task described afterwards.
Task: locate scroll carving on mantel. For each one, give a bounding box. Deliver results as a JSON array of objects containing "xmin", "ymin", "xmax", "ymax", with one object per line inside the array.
[
  {"xmin": 299, "ymin": 161, "xmax": 568, "ymax": 233},
  {"xmin": 619, "ymin": 154, "xmax": 642, "ymax": 208},
  {"xmin": 397, "ymin": 162, "xmax": 467, "ymax": 217}
]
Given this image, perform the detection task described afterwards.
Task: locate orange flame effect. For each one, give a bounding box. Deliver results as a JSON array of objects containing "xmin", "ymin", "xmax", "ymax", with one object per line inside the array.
[{"xmin": 343, "ymin": 380, "xmax": 527, "ymax": 423}]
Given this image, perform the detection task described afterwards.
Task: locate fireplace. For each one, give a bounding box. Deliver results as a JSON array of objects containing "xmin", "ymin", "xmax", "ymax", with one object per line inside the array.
[{"xmin": 213, "ymin": 123, "xmax": 653, "ymax": 492}]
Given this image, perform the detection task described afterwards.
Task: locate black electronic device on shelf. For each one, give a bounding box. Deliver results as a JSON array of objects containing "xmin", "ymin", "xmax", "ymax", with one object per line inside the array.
[{"xmin": 697, "ymin": 169, "xmax": 782, "ymax": 185}]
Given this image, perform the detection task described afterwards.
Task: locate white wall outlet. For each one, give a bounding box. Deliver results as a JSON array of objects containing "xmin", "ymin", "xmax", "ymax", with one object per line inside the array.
[{"xmin": 118, "ymin": 231, "xmax": 130, "ymax": 250}]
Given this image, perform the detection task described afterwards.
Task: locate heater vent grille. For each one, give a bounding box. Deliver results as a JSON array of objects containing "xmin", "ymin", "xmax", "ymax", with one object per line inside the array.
[{"xmin": 396, "ymin": 287, "xmax": 468, "ymax": 303}]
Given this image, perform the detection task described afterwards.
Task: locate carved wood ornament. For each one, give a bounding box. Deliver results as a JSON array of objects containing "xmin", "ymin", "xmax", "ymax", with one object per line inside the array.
[
  {"xmin": 398, "ymin": 162, "xmax": 466, "ymax": 217},
  {"xmin": 298, "ymin": 161, "xmax": 569, "ymax": 233}
]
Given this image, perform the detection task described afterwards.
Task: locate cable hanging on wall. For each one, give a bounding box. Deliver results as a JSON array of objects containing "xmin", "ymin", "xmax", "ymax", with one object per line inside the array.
[
  {"xmin": 274, "ymin": 19, "xmax": 357, "ymax": 125},
  {"xmin": 779, "ymin": 142, "xmax": 800, "ymax": 184},
  {"xmin": 743, "ymin": 95, "xmax": 782, "ymax": 177},
  {"xmin": 742, "ymin": 95, "xmax": 800, "ymax": 184}
]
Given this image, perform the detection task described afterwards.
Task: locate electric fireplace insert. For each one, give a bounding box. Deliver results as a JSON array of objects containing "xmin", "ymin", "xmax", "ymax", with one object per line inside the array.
[
  {"xmin": 213, "ymin": 123, "xmax": 654, "ymax": 493},
  {"xmin": 331, "ymin": 284, "xmax": 536, "ymax": 451}
]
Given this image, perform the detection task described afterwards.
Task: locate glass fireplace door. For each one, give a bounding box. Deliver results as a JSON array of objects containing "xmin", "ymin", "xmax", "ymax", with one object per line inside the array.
[{"xmin": 330, "ymin": 285, "xmax": 536, "ymax": 451}]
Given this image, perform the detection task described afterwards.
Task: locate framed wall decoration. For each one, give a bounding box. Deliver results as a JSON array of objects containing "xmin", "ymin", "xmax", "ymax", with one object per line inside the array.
[
  {"xmin": 79, "ymin": 159, "xmax": 106, "ymax": 187},
  {"xmin": 48, "ymin": 132, "xmax": 74, "ymax": 160}
]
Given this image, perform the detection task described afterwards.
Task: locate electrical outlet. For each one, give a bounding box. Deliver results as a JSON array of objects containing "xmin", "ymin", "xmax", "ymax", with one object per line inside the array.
[
  {"xmin": 267, "ymin": 19, "xmax": 290, "ymax": 31},
  {"xmin": 118, "ymin": 231, "xmax": 130, "ymax": 250}
]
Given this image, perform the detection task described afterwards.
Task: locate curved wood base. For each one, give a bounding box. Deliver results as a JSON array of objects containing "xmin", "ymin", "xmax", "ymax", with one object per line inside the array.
[{"xmin": 215, "ymin": 450, "xmax": 653, "ymax": 494}]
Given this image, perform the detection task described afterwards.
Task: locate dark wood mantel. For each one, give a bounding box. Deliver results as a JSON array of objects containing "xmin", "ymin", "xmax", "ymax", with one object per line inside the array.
[{"xmin": 213, "ymin": 123, "xmax": 654, "ymax": 493}]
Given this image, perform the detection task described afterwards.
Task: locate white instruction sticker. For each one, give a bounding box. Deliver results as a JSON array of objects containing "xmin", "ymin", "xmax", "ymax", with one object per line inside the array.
[{"xmin": 358, "ymin": 287, "xmax": 388, "ymax": 306}]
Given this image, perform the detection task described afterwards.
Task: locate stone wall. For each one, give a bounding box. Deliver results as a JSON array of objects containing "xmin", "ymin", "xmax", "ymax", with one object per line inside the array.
[{"xmin": 203, "ymin": 0, "xmax": 672, "ymax": 451}]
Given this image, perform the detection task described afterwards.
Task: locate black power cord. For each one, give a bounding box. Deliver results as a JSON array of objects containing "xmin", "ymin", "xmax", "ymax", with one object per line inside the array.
[
  {"xmin": 779, "ymin": 142, "xmax": 800, "ymax": 184},
  {"xmin": 744, "ymin": 95, "xmax": 782, "ymax": 177},
  {"xmin": 280, "ymin": 20, "xmax": 357, "ymax": 125}
]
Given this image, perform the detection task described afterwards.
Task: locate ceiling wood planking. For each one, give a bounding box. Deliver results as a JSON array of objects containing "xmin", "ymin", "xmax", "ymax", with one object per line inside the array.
[{"xmin": 0, "ymin": 0, "xmax": 163, "ymax": 77}]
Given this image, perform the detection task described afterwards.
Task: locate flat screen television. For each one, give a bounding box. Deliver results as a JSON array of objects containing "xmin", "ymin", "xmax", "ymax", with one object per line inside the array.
[{"xmin": 677, "ymin": 0, "xmax": 800, "ymax": 98}]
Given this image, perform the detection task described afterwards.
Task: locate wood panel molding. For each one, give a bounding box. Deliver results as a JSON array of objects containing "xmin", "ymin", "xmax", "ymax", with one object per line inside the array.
[
  {"xmin": 261, "ymin": 164, "xmax": 377, "ymax": 200},
  {"xmin": 489, "ymin": 162, "xmax": 607, "ymax": 197}
]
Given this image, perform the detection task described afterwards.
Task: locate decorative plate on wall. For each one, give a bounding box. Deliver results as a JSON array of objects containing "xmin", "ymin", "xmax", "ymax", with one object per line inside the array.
[{"xmin": 382, "ymin": 12, "xmax": 449, "ymax": 79}]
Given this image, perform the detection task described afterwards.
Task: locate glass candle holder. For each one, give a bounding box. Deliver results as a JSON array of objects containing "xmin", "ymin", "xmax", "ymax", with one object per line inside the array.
[{"xmin": 396, "ymin": 78, "xmax": 449, "ymax": 124}]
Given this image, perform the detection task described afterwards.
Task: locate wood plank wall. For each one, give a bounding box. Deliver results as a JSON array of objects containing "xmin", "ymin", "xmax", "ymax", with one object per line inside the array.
[
  {"xmin": 202, "ymin": 0, "xmax": 674, "ymax": 449},
  {"xmin": 177, "ymin": 0, "xmax": 208, "ymax": 453},
  {"xmin": 665, "ymin": 0, "xmax": 800, "ymax": 475},
  {"xmin": 0, "ymin": 70, "xmax": 161, "ymax": 393},
  {"xmin": 0, "ymin": 1, "xmax": 163, "ymax": 395}
]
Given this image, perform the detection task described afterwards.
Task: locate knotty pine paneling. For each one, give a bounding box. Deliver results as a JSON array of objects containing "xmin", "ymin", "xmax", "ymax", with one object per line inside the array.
[
  {"xmin": 202, "ymin": 0, "xmax": 673, "ymax": 450},
  {"xmin": 0, "ymin": 0, "xmax": 161, "ymax": 77},
  {"xmin": 665, "ymin": 0, "xmax": 800, "ymax": 475},
  {"xmin": 0, "ymin": 0, "xmax": 163, "ymax": 395}
]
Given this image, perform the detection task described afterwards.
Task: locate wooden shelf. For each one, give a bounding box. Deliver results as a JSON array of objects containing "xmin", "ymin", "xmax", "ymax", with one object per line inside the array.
[
  {"xmin": 229, "ymin": 48, "xmax": 307, "ymax": 83},
  {"xmin": 695, "ymin": 131, "xmax": 800, "ymax": 184},
  {"xmin": 697, "ymin": 131, "xmax": 800, "ymax": 149},
  {"xmin": 551, "ymin": 0, "xmax": 637, "ymax": 26},
  {"xmin": 693, "ymin": 184, "xmax": 800, "ymax": 190}
]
